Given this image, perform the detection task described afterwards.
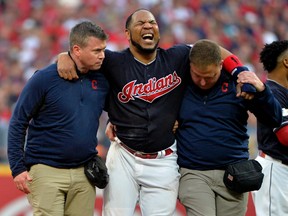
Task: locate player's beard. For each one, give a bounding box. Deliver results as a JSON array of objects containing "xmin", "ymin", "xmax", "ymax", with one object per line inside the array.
[{"xmin": 131, "ymin": 37, "xmax": 159, "ymax": 54}]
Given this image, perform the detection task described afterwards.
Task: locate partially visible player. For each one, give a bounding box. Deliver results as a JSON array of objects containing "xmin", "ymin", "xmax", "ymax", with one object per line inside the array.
[
  {"xmin": 57, "ymin": 9, "xmax": 254, "ymax": 216},
  {"xmin": 252, "ymin": 40, "xmax": 288, "ymax": 216},
  {"xmin": 7, "ymin": 21, "xmax": 109, "ymax": 216}
]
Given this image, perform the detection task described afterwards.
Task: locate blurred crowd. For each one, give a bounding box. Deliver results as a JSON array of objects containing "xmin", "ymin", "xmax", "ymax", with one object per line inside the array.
[{"xmin": 0, "ymin": 0, "xmax": 287, "ymax": 163}]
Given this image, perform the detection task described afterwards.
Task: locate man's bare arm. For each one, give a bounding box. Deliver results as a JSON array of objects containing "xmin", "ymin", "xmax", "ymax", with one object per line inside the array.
[{"xmin": 220, "ymin": 46, "xmax": 233, "ymax": 60}]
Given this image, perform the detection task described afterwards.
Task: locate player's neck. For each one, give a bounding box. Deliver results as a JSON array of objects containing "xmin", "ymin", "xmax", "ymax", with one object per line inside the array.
[
  {"xmin": 268, "ymin": 71, "xmax": 288, "ymax": 89},
  {"xmin": 129, "ymin": 48, "xmax": 157, "ymax": 65}
]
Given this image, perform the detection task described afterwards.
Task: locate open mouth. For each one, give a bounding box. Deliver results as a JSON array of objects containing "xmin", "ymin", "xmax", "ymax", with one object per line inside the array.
[{"xmin": 142, "ymin": 33, "xmax": 154, "ymax": 41}]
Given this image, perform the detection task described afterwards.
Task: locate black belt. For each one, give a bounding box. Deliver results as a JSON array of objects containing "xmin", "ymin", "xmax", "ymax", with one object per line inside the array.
[{"xmin": 116, "ymin": 138, "xmax": 173, "ymax": 159}]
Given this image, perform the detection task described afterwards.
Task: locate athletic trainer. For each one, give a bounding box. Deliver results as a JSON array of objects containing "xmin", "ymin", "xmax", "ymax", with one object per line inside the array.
[{"xmin": 8, "ymin": 21, "xmax": 109, "ymax": 216}]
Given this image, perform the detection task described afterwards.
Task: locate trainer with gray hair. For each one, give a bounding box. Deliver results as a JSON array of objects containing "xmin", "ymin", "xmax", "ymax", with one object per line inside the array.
[{"xmin": 7, "ymin": 21, "xmax": 109, "ymax": 216}]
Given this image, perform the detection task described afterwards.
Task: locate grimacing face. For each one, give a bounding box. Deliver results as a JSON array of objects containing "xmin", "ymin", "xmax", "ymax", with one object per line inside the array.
[
  {"xmin": 190, "ymin": 62, "xmax": 222, "ymax": 90},
  {"xmin": 126, "ymin": 10, "xmax": 160, "ymax": 54}
]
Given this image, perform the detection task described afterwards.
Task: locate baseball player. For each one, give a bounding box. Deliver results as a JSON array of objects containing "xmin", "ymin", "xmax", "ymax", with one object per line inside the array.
[
  {"xmin": 57, "ymin": 9, "xmax": 253, "ymax": 216},
  {"xmin": 252, "ymin": 40, "xmax": 288, "ymax": 216}
]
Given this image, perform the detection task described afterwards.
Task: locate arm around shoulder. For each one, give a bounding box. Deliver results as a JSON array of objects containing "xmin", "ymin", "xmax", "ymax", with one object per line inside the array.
[{"xmin": 57, "ymin": 52, "xmax": 78, "ymax": 80}]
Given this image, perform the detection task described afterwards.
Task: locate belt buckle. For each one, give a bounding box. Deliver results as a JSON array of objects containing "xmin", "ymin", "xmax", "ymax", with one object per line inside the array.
[
  {"xmin": 134, "ymin": 151, "xmax": 156, "ymax": 159},
  {"xmin": 134, "ymin": 151, "xmax": 141, "ymax": 157},
  {"xmin": 134, "ymin": 151, "xmax": 146, "ymax": 158}
]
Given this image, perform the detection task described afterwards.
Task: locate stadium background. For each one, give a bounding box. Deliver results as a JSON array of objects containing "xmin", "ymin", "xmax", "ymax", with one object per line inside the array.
[{"xmin": 0, "ymin": 0, "xmax": 287, "ymax": 215}]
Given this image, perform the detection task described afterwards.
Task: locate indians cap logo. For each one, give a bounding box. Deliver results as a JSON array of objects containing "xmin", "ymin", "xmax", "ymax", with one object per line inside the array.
[{"xmin": 118, "ymin": 72, "xmax": 181, "ymax": 103}]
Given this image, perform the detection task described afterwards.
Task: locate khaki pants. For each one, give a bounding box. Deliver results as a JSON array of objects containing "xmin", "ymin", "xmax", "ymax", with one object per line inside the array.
[
  {"xmin": 179, "ymin": 168, "xmax": 248, "ymax": 216},
  {"xmin": 27, "ymin": 164, "xmax": 96, "ymax": 216}
]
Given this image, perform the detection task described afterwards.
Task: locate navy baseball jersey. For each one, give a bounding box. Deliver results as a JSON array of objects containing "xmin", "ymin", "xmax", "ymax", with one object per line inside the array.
[
  {"xmin": 257, "ymin": 79, "xmax": 288, "ymax": 162},
  {"xmin": 102, "ymin": 44, "xmax": 190, "ymax": 152}
]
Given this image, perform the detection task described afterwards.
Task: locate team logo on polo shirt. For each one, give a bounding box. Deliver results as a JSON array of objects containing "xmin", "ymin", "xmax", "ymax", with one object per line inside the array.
[{"xmin": 118, "ymin": 72, "xmax": 181, "ymax": 103}]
